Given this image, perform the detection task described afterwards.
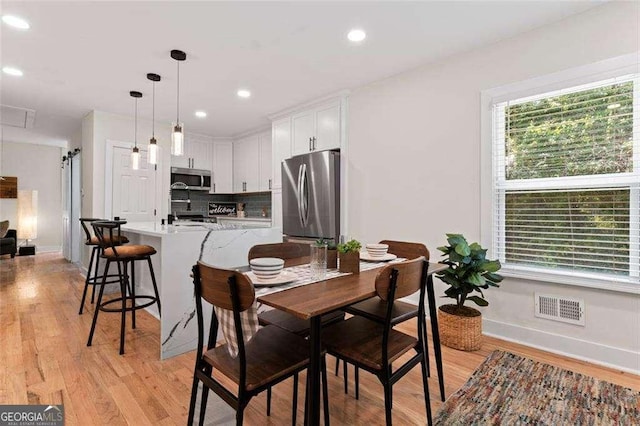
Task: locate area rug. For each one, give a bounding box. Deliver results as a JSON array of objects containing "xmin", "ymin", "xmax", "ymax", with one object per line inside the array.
[{"xmin": 434, "ymin": 350, "xmax": 640, "ymax": 425}]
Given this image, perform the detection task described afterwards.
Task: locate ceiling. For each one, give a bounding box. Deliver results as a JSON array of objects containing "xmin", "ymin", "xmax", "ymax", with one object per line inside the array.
[{"xmin": 1, "ymin": 1, "xmax": 604, "ymax": 140}]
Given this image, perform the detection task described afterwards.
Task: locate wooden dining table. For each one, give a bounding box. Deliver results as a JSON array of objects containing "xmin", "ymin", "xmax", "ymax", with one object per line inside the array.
[{"xmin": 257, "ymin": 259, "xmax": 447, "ymax": 425}]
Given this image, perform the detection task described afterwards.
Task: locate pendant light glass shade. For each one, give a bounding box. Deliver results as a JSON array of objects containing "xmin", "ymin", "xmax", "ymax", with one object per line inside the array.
[
  {"xmin": 170, "ymin": 50, "xmax": 186, "ymax": 157},
  {"xmin": 148, "ymin": 137, "xmax": 158, "ymax": 164},
  {"xmin": 131, "ymin": 146, "xmax": 140, "ymax": 170},
  {"xmin": 171, "ymin": 123, "xmax": 184, "ymax": 156},
  {"xmin": 147, "ymin": 73, "xmax": 161, "ymax": 165},
  {"xmin": 130, "ymin": 90, "xmax": 142, "ymax": 170}
]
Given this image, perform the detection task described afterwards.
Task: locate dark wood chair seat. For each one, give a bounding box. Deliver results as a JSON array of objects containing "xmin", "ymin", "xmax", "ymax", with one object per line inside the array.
[
  {"xmin": 258, "ymin": 309, "xmax": 345, "ymax": 336},
  {"xmin": 345, "ymin": 298, "xmax": 419, "ymax": 326},
  {"xmin": 203, "ymin": 325, "xmax": 313, "ymax": 391},
  {"xmin": 103, "ymin": 245, "xmax": 156, "ymax": 259},
  {"xmin": 88, "ymin": 235, "xmax": 129, "ymax": 245},
  {"xmin": 322, "ymin": 316, "xmax": 418, "ymax": 370}
]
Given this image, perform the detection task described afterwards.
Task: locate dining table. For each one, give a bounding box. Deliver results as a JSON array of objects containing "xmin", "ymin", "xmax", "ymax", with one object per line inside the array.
[{"xmin": 257, "ymin": 258, "xmax": 447, "ymax": 425}]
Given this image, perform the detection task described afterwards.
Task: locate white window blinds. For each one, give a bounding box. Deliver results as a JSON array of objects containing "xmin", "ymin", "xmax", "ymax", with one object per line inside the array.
[{"xmin": 492, "ymin": 75, "xmax": 639, "ymax": 282}]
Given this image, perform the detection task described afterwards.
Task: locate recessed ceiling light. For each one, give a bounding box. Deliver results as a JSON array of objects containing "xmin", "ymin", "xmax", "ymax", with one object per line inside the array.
[
  {"xmin": 237, "ymin": 89, "xmax": 251, "ymax": 99},
  {"xmin": 2, "ymin": 15, "xmax": 30, "ymax": 30},
  {"xmin": 607, "ymin": 103, "xmax": 621, "ymax": 110},
  {"xmin": 2, "ymin": 66, "xmax": 23, "ymax": 77},
  {"xmin": 195, "ymin": 111, "xmax": 207, "ymax": 118},
  {"xmin": 347, "ymin": 29, "xmax": 366, "ymax": 43}
]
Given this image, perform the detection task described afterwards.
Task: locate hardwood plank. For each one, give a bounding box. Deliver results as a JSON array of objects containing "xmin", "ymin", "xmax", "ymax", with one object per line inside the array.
[{"xmin": 0, "ymin": 253, "xmax": 637, "ymax": 426}]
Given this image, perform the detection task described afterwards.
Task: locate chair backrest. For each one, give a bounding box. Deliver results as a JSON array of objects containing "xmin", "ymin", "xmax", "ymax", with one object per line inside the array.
[
  {"xmin": 375, "ymin": 256, "xmax": 427, "ymax": 301},
  {"xmin": 248, "ymin": 242, "xmax": 310, "ymax": 267},
  {"xmin": 379, "ymin": 240, "xmax": 430, "ymax": 261},
  {"xmin": 91, "ymin": 220, "xmax": 122, "ymax": 252},
  {"xmin": 80, "ymin": 218, "xmax": 103, "ymax": 243},
  {"xmin": 196, "ymin": 261, "xmax": 255, "ymax": 311}
]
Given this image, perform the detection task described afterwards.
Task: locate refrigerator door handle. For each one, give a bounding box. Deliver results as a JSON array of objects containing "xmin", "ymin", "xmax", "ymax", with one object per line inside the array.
[
  {"xmin": 300, "ymin": 163, "xmax": 309, "ymax": 226},
  {"xmin": 297, "ymin": 164, "xmax": 305, "ymax": 227}
]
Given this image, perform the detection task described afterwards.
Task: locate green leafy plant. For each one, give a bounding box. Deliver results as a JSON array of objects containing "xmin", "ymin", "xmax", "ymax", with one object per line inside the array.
[
  {"xmin": 315, "ymin": 238, "xmax": 328, "ymax": 247},
  {"xmin": 436, "ymin": 233, "xmax": 503, "ymax": 310},
  {"xmin": 337, "ymin": 239, "xmax": 361, "ymax": 254}
]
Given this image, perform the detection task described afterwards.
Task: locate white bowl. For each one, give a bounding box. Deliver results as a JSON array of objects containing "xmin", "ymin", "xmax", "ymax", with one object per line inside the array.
[
  {"xmin": 250, "ymin": 257, "xmax": 284, "ymax": 279},
  {"xmin": 366, "ymin": 243, "xmax": 389, "ymax": 258}
]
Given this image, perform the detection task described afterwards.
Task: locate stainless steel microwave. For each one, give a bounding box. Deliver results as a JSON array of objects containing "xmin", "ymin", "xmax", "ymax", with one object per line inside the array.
[{"xmin": 170, "ymin": 167, "xmax": 211, "ymax": 191}]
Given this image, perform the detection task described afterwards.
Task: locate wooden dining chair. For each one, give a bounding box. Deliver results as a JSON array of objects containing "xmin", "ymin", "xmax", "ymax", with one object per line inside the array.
[
  {"xmin": 321, "ymin": 257, "xmax": 433, "ymax": 426},
  {"xmin": 188, "ymin": 261, "xmax": 329, "ymax": 426},
  {"xmin": 339, "ymin": 240, "xmax": 445, "ymax": 402},
  {"xmin": 248, "ymin": 242, "xmax": 345, "ymax": 336}
]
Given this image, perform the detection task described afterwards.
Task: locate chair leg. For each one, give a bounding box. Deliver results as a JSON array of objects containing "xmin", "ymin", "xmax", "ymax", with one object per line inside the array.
[
  {"xmin": 117, "ymin": 260, "xmax": 126, "ymax": 355},
  {"xmin": 79, "ymin": 246, "xmax": 96, "ymax": 314},
  {"xmin": 322, "ymin": 356, "xmax": 330, "ymax": 426},
  {"xmin": 292, "ymin": 373, "xmax": 298, "ymax": 426},
  {"xmin": 343, "ymin": 360, "xmax": 348, "ymax": 394},
  {"xmin": 130, "ymin": 260, "xmax": 136, "ymax": 329},
  {"xmin": 148, "ymin": 257, "xmax": 161, "ymax": 316},
  {"xmin": 355, "ymin": 367, "xmax": 359, "ymax": 400},
  {"xmin": 422, "ymin": 315, "xmax": 430, "ymax": 377},
  {"xmin": 91, "ymin": 253, "xmax": 101, "ymax": 304},
  {"xmin": 235, "ymin": 407, "xmax": 244, "ymax": 426},
  {"xmin": 199, "ymin": 366, "xmax": 212, "ymax": 425},
  {"xmin": 87, "ymin": 260, "xmax": 111, "ymax": 347},
  {"xmin": 383, "ymin": 382, "xmax": 392, "ymax": 426},
  {"xmin": 187, "ymin": 374, "xmax": 200, "ymax": 426},
  {"xmin": 420, "ymin": 352, "xmax": 433, "ymax": 426},
  {"xmin": 267, "ymin": 387, "xmax": 272, "ymax": 416}
]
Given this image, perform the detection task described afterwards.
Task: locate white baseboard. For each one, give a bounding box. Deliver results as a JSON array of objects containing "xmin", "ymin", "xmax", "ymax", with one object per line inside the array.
[
  {"xmin": 483, "ymin": 318, "xmax": 640, "ymax": 375},
  {"xmin": 34, "ymin": 245, "xmax": 62, "ymax": 253}
]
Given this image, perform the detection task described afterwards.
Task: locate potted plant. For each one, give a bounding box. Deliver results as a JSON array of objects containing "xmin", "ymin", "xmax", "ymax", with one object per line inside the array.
[
  {"xmin": 436, "ymin": 233, "xmax": 503, "ymax": 351},
  {"xmin": 337, "ymin": 239, "xmax": 361, "ymax": 274},
  {"xmin": 326, "ymin": 240, "xmax": 338, "ymax": 269}
]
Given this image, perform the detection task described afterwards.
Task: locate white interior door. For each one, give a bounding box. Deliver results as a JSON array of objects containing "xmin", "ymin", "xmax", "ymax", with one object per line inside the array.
[
  {"xmin": 112, "ymin": 146, "xmax": 156, "ymax": 222},
  {"xmin": 70, "ymin": 154, "xmax": 81, "ymax": 263}
]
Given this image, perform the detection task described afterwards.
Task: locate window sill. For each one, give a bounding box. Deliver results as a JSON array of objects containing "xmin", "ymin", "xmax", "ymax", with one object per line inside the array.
[{"xmin": 500, "ymin": 266, "xmax": 640, "ymax": 295}]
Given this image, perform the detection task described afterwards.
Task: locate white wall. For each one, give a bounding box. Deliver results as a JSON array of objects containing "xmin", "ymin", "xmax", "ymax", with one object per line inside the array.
[
  {"xmin": 0, "ymin": 141, "xmax": 64, "ymax": 251},
  {"xmin": 346, "ymin": 2, "xmax": 640, "ymax": 372}
]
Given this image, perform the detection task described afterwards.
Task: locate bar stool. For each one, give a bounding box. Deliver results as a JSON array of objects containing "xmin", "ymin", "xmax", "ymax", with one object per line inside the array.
[
  {"xmin": 78, "ymin": 218, "xmax": 129, "ymax": 314},
  {"xmin": 86, "ymin": 220, "xmax": 161, "ymax": 355}
]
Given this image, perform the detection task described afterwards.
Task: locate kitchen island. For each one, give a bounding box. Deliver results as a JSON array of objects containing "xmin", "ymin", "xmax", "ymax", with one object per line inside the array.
[{"xmin": 120, "ymin": 221, "xmax": 282, "ymax": 359}]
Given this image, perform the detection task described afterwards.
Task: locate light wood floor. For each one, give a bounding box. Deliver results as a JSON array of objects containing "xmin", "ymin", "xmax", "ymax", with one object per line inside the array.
[{"xmin": 1, "ymin": 253, "xmax": 638, "ymax": 425}]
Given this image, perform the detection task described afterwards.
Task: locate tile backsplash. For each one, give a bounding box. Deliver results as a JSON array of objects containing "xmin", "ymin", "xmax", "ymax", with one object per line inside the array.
[{"xmin": 170, "ymin": 190, "xmax": 271, "ymax": 218}]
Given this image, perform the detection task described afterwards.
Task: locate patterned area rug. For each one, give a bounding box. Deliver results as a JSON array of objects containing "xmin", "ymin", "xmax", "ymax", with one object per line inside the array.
[{"xmin": 434, "ymin": 350, "xmax": 640, "ymax": 425}]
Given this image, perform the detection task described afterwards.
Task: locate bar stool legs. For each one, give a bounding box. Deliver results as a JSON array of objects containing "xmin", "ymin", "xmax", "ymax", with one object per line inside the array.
[
  {"xmin": 86, "ymin": 254, "xmax": 161, "ymax": 355},
  {"xmin": 79, "ymin": 246, "xmax": 98, "ymax": 314}
]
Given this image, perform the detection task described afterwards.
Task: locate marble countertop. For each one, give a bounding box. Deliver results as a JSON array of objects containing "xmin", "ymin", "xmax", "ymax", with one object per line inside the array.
[
  {"xmin": 215, "ymin": 216, "xmax": 272, "ymax": 222},
  {"xmin": 121, "ymin": 221, "xmax": 273, "ymax": 237}
]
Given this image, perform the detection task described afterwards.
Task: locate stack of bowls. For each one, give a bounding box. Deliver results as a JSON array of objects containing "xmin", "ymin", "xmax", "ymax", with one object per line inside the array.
[
  {"xmin": 366, "ymin": 243, "xmax": 389, "ymax": 258},
  {"xmin": 249, "ymin": 257, "xmax": 285, "ymax": 280}
]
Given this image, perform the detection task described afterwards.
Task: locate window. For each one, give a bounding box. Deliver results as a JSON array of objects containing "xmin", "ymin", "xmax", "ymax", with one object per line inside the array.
[{"xmin": 492, "ymin": 75, "xmax": 639, "ymax": 286}]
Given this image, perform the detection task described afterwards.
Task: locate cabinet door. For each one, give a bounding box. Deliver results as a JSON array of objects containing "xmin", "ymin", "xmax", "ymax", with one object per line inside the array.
[
  {"xmin": 233, "ymin": 138, "xmax": 246, "ymax": 192},
  {"xmin": 211, "ymin": 141, "xmax": 233, "ymax": 193},
  {"xmin": 271, "ymin": 189, "xmax": 282, "ymax": 230},
  {"xmin": 271, "ymin": 118, "xmax": 291, "ymax": 189},
  {"xmin": 315, "ymin": 103, "xmax": 341, "ymax": 151},
  {"xmin": 171, "ymin": 137, "xmax": 190, "ymax": 168},
  {"xmin": 259, "ymin": 130, "xmax": 272, "ymax": 191},
  {"xmin": 190, "ymin": 139, "xmax": 212, "ymax": 170},
  {"xmin": 292, "ymin": 110, "xmax": 315, "ymax": 156},
  {"xmin": 244, "ymin": 135, "xmax": 260, "ymax": 192}
]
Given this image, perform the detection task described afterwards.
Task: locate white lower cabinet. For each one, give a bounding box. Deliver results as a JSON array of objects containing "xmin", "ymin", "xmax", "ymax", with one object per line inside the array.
[{"xmin": 271, "ymin": 189, "xmax": 282, "ymax": 230}]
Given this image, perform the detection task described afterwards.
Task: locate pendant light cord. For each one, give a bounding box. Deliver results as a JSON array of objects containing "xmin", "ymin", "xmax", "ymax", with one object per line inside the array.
[
  {"xmin": 176, "ymin": 60, "xmax": 180, "ymax": 124},
  {"xmin": 134, "ymin": 97, "xmax": 138, "ymax": 148},
  {"xmin": 152, "ymin": 81, "xmax": 155, "ymax": 138}
]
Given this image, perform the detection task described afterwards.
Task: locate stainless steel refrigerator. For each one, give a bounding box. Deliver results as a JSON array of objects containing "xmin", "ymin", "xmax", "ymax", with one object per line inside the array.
[{"xmin": 282, "ymin": 150, "xmax": 340, "ymax": 242}]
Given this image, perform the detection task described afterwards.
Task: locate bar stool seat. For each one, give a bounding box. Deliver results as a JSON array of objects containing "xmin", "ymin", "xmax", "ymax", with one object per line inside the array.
[
  {"xmin": 78, "ymin": 218, "xmax": 128, "ymax": 315},
  {"xmin": 87, "ymin": 221, "xmax": 161, "ymax": 355}
]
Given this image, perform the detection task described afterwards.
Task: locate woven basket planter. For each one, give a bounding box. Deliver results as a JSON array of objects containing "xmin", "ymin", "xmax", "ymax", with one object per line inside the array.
[
  {"xmin": 338, "ymin": 251, "xmax": 359, "ymax": 274},
  {"xmin": 438, "ymin": 304, "xmax": 482, "ymax": 351}
]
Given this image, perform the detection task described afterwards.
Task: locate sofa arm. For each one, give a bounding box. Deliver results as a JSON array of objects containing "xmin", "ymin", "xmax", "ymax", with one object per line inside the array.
[{"xmin": 6, "ymin": 229, "xmax": 17, "ymax": 240}]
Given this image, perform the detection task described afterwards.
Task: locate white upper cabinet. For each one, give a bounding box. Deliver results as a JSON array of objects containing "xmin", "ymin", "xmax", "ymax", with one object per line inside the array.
[
  {"xmin": 259, "ymin": 130, "xmax": 272, "ymax": 191},
  {"xmin": 271, "ymin": 118, "xmax": 292, "ymax": 189},
  {"xmin": 211, "ymin": 139, "xmax": 233, "ymax": 194},
  {"xmin": 291, "ymin": 100, "xmax": 341, "ymax": 156},
  {"xmin": 233, "ymin": 134, "xmax": 260, "ymax": 193},
  {"xmin": 171, "ymin": 133, "xmax": 212, "ymax": 170}
]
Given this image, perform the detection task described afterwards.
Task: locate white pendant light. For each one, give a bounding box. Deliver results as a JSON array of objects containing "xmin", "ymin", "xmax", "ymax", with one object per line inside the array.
[
  {"xmin": 170, "ymin": 50, "xmax": 186, "ymax": 156},
  {"xmin": 147, "ymin": 73, "xmax": 161, "ymax": 165},
  {"xmin": 130, "ymin": 90, "xmax": 142, "ymax": 170}
]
